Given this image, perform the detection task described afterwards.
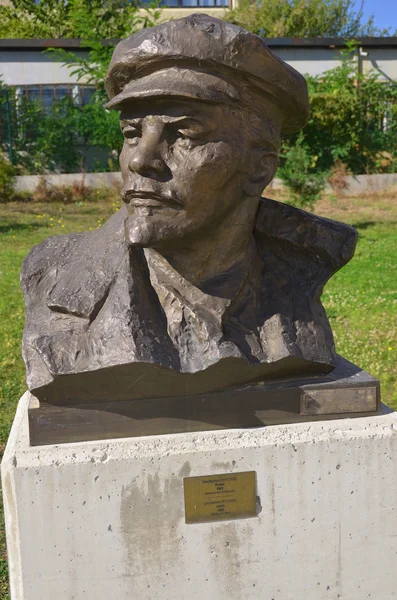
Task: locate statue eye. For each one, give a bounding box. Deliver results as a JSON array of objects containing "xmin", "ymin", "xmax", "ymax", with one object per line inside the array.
[
  {"xmin": 176, "ymin": 128, "xmax": 202, "ymax": 142},
  {"xmin": 123, "ymin": 127, "xmax": 140, "ymax": 145},
  {"xmin": 176, "ymin": 130, "xmax": 189, "ymax": 140}
]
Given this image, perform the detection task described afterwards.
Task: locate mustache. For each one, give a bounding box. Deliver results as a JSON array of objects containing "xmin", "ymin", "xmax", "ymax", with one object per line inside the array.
[{"xmin": 121, "ymin": 183, "xmax": 182, "ymax": 208}]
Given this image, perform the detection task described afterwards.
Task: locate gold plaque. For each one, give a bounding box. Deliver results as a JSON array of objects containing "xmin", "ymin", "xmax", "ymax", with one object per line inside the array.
[{"xmin": 183, "ymin": 471, "xmax": 257, "ymax": 524}]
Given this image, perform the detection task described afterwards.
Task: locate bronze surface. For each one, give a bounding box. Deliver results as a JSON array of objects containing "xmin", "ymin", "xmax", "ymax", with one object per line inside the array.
[
  {"xmin": 300, "ymin": 386, "xmax": 378, "ymax": 416},
  {"xmin": 27, "ymin": 357, "xmax": 381, "ymax": 446},
  {"xmin": 20, "ymin": 15, "xmax": 361, "ymax": 411}
]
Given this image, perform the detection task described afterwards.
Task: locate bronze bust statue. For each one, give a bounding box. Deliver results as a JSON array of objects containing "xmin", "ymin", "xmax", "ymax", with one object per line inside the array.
[{"xmin": 21, "ymin": 15, "xmax": 357, "ymax": 405}]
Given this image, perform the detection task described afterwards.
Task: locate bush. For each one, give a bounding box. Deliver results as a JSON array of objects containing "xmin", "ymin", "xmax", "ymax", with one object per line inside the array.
[
  {"xmin": 303, "ymin": 50, "xmax": 397, "ymax": 175},
  {"xmin": 0, "ymin": 92, "xmax": 123, "ymax": 175},
  {"xmin": 276, "ymin": 45, "xmax": 397, "ymax": 201},
  {"xmin": 32, "ymin": 176, "xmax": 95, "ymax": 204},
  {"xmin": 328, "ymin": 160, "xmax": 351, "ymax": 194},
  {"xmin": 0, "ymin": 152, "xmax": 16, "ymax": 202},
  {"xmin": 278, "ymin": 134, "xmax": 328, "ymax": 209},
  {"xmin": 26, "ymin": 176, "xmax": 122, "ymax": 205},
  {"xmin": 0, "ymin": 0, "xmax": 162, "ymax": 175}
]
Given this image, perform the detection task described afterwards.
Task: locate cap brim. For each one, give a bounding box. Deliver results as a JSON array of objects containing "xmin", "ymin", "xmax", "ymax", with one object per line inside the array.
[
  {"xmin": 105, "ymin": 63, "xmax": 307, "ymax": 135},
  {"xmin": 105, "ymin": 68, "xmax": 241, "ymax": 110}
]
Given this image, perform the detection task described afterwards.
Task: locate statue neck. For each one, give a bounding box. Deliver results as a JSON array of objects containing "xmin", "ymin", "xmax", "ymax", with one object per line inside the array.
[{"xmin": 154, "ymin": 214, "xmax": 257, "ymax": 296}]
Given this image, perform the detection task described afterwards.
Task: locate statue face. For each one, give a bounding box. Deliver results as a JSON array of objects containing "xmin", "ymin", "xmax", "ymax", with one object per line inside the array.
[{"xmin": 119, "ymin": 99, "xmax": 259, "ymax": 249}]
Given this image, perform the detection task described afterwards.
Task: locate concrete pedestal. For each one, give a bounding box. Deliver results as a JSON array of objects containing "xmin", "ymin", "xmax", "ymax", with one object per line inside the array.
[{"xmin": 2, "ymin": 392, "xmax": 397, "ymax": 600}]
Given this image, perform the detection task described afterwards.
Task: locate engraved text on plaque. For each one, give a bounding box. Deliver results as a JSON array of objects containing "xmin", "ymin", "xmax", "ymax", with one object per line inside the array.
[{"xmin": 183, "ymin": 471, "xmax": 257, "ymax": 524}]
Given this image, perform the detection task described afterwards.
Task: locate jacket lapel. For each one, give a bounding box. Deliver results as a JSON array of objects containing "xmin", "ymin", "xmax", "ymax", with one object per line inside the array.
[{"xmin": 46, "ymin": 206, "xmax": 128, "ymax": 320}]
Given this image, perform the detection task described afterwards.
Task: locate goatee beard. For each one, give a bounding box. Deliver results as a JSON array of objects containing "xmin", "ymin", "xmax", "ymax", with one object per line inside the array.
[{"xmin": 124, "ymin": 214, "xmax": 154, "ymax": 247}]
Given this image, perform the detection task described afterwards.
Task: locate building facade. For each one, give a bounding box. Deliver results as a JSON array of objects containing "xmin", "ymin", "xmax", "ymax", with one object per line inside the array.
[{"xmin": 1, "ymin": 37, "xmax": 396, "ymax": 94}]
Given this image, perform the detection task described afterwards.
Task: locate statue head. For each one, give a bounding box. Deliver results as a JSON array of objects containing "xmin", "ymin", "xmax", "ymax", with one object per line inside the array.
[{"xmin": 105, "ymin": 15, "xmax": 309, "ymax": 254}]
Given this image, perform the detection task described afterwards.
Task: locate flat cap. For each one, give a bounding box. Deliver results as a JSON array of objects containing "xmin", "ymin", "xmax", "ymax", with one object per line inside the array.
[{"xmin": 105, "ymin": 14, "xmax": 309, "ymax": 135}]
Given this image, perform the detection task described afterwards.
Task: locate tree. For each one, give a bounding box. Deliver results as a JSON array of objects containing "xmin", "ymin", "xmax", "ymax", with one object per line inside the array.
[
  {"xmin": 225, "ymin": 0, "xmax": 392, "ymax": 38},
  {"xmin": 0, "ymin": 0, "xmax": 73, "ymax": 38},
  {"xmin": 49, "ymin": 0, "xmax": 162, "ymax": 89},
  {"xmin": 0, "ymin": 0, "xmax": 161, "ymax": 41}
]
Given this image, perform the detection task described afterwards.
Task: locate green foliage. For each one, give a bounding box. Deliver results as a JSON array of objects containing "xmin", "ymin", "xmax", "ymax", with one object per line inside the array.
[
  {"xmin": 0, "ymin": 0, "xmax": 162, "ymax": 40},
  {"xmin": 0, "ymin": 0, "xmax": 74, "ymax": 38},
  {"xmin": 277, "ymin": 46, "xmax": 397, "ymax": 207},
  {"xmin": 0, "ymin": 92, "xmax": 125, "ymax": 174},
  {"xmin": 303, "ymin": 48, "xmax": 397, "ymax": 175},
  {"xmin": 225, "ymin": 0, "xmax": 392, "ymax": 38},
  {"xmin": 79, "ymin": 97, "xmax": 123, "ymax": 154},
  {"xmin": 278, "ymin": 133, "xmax": 327, "ymax": 208},
  {"xmin": 48, "ymin": 0, "xmax": 162, "ymax": 90},
  {"xmin": 0, "ymin": 153, "xmax": 16, "ymax": 202},
  {"xmin": 46, "ymin": 0, "xmax": 161, "ymax": 166},
  {"xmin": 0, "ymin": 1, "xmax": 162, "ymax": 173},
  {"xmin": 0, "ymin": 94, "xmax": 81, "ymax": 174}
]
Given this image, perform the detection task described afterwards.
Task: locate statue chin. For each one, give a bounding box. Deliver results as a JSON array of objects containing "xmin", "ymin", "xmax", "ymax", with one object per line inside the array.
[
  {"xmin": 124, "ymin": 214, "xmax": 172, "ymax": 248},
  {"xmin": 124, "ymin": 216, "xmax": 155, "ymax": 247},
  {"xmin": 124, "ymin": 212, "xmax": 198, "ymax": 249}
]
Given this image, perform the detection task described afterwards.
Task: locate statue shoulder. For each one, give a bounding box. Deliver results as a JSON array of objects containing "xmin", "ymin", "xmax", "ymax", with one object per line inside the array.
[
  {"xmin": 255, "ymin": 197, "xmax": 357, "ymax": 283},
  {"xmin": 21, "ymin": 231, "xmax": 88, "ymax": 290},
  {"xmin": 21, "ymin": 208, "xmax": 127, "ymax": 319}
]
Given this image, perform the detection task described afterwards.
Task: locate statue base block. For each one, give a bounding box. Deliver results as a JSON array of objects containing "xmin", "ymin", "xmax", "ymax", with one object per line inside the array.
[
  {"xmin": 27, "ymin": 356, "xmax": 380, "ymax": 446},
  {"xmin": 2, "ymin": 393, "xmax": 397, "ymax": 600}
]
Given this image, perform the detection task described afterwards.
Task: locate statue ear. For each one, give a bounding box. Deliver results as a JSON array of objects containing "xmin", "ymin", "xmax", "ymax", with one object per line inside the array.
[{"xmin": 244, "ymin": 150, "xmax": 278, "ymax": 197}]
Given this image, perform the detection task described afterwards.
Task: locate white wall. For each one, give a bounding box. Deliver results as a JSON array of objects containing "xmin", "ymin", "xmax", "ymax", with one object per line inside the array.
[
  {"xmin": 1, "ymin": 45, "xmax": 396, "ymax": 87},
  {"xmin": 272, "ymin": 46, "xmax": 397, "ymax": 80},
  {"xmin": 272, "ymin": 47, "xmax": 343, "ymax": 77},
  {"xmin": 0, "ymin": 50, "xmax": 90, "ymax": 86},
  {"xmin": 364, "ymin": 48, "xmax": 397, "ymax": 80}
]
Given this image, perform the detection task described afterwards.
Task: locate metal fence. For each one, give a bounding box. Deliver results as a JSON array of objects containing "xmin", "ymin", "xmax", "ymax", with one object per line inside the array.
[{"xmin": 0, "ymin": 83, "xmax": 95, "ymax": 165}]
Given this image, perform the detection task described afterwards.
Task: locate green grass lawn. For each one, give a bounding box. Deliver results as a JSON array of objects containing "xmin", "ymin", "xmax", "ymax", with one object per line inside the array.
[
  {"xmin": 0, "ymin": 191, "xmax": 396, "ymax": 598},
  {"xmin": 315, "ymin": 192, "xmax": 397, "ymax": 408}
]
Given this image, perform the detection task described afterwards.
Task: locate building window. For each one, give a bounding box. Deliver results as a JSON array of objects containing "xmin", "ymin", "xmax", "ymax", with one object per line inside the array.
[{"xmin": 14, "ymin": 84, "xmax": 96, "ymax": 112}]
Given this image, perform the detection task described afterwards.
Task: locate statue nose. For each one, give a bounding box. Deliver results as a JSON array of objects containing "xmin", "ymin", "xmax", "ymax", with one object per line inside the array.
[{"xmin": 128, "ymin": 139, "xmax": 167, "ymax": 178}]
